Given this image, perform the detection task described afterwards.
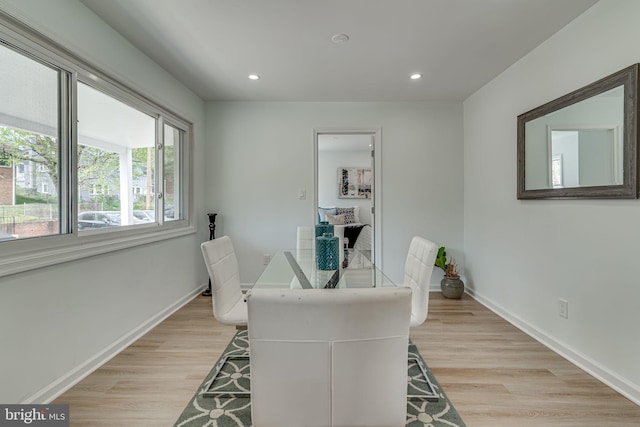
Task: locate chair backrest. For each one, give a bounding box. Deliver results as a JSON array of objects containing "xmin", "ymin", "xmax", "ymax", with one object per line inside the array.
[
  {"xmin": 353, "ymin": 224, "xmax": 372, "ymax": 251},
  {"xmin": 403, "ymin": 236, "xmax": 439, "ymax": 327},
  {"xmin": 201, "ymin": 236, "xmax": 244, "ymax": 324},
  {"xmin": 296, "ymin": 226, "xmax": 314, "ymax": 250},
  {"xmin": 247, "ymin": 287, "xmax": 411, "ymax": 427}
]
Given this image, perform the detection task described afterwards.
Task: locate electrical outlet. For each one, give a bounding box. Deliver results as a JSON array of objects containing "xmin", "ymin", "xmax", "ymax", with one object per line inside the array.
[
  {"xmin": 263, "ymin": 254, "xmax": 271, "ymax": 265},
  {"xmin": 558, "ymin": 299, "xmax": 569, "ymax": 319}
]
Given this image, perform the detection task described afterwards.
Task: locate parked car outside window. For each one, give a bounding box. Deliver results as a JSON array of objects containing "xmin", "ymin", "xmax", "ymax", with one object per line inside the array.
[
  {"xmin": 78, "ymin": 211, "xmax": 119, "ymax": 230},
  {"xmin": 133, "ymin": 210, "xmax": 154, "ymax": 223}
]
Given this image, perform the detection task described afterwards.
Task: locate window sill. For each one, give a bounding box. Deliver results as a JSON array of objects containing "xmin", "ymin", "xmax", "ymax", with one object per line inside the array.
[{"xmin": 0, "ymin": 223, "xmax": 197, "ymax": 278}]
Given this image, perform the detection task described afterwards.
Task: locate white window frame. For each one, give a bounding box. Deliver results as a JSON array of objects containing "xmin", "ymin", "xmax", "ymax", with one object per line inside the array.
[{"xmin": 0, "ymin": 11, "xmax": 194, "ymax": 278}]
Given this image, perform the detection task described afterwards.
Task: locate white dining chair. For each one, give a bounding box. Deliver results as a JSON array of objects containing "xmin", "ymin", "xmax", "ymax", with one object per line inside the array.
[
  {"xmin": 404, "ymin": 236, "xmax": 439, "ymax": 328},
  {"xmin": 200, "ymin": 236, "xmax": 247, "ymax": 327},
  {"xmin": 296, "ymin": 226, "xmax": 314, "ymax": 250},
  {"xmin": 247, "ymin": 287, "xmax": 412, "ymax": 427}
]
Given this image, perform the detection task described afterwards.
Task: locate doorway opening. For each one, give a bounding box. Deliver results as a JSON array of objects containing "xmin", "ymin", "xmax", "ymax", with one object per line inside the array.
[{"xmin": 313, "ymin": 128, "xmax": 382, "ymax": 266}]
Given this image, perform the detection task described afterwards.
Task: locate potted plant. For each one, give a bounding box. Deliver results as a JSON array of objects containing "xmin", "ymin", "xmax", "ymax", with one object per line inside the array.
[{"xmin": 435, "ymin": 246, "xmax": 464, "ymax": 299}]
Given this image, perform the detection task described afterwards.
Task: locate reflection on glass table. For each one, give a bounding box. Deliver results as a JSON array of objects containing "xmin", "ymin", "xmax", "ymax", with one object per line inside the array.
[{"xmin": 254, "ymin": 249, "xmax": 395, "ymax": 289}]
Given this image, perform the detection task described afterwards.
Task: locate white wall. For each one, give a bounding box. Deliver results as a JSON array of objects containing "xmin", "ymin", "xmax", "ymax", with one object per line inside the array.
[
  {"xmin": 318, "ymin": 149, "xmax": 372, "ymax": 225},
  {"xmin": 0, "ymin": 0, "xmax": 207, "ymax": 403},
  {"xmin": 205, "ymin": 101, "xmax": 463, "ymax": 286},
  {"xmin": 464, "ymin": 0, "xmax": 640, "ymax": 404}
]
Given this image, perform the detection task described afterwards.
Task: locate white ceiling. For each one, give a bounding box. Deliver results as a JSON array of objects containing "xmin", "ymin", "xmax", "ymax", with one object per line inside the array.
[{"xmin": 80, "ymin": 0, "xmax": 599, "ymax": 102}]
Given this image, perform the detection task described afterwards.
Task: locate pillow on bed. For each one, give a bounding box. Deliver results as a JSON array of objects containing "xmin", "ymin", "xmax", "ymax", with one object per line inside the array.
[
  {"xmin": 336, "ymin": 207, "xmax": 356, "ymax": 224},
  {"xmin": 318, "ymin": 207, "xmax": 337, "ymax": 222},
  {"xmin": 326, "ymin": 213, "xmax": 346, "ymax": 225},
  {"xmin": 353, "ymin": 206, "xmax": 361, "ymax": 223}
]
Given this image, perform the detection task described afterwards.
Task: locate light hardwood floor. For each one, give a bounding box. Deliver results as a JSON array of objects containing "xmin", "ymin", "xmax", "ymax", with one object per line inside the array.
[{"xmin": 54, "ymin": 292, "xmax": 640, "ymax": 426}]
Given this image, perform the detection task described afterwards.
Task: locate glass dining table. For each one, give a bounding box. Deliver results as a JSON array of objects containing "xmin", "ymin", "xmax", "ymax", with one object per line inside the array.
[{"xmin": 253, "ymin": 248, "xmax": 396, "ymax": 289}]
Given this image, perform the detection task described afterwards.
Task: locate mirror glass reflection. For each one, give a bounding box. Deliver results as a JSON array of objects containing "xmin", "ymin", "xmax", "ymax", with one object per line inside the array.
[{"xmin": 524, "ymin": 86, "xmax": 624, "ymax": 190}]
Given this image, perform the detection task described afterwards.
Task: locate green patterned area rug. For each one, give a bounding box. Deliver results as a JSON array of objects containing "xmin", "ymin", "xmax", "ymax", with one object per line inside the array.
[{"xmin": 175, "ymin": 330, "xmax": 466, "ymax": 427}]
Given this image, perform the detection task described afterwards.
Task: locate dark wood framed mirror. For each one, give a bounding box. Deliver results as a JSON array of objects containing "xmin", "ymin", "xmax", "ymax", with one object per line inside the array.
[{"xmin": 517, "ymin": 64, "xmax": 639, "ymax": 199}]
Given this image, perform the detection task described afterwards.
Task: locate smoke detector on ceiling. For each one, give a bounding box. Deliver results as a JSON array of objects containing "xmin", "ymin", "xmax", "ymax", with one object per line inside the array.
[{"xmin": 331, "ymin": 33, "xmax": 350, "ymax": 44}]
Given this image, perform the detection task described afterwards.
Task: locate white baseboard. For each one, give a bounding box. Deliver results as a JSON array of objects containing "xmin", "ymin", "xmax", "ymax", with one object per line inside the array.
[
  {"xmin": 465, "ymin": 288, "xmax": 640, "ymax": 406},
  {"xmin": 26, "ymin": 284, "xmax": 207, "ymax": 404}
]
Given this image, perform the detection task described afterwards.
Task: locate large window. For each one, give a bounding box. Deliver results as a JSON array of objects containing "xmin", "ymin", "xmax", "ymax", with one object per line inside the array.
[{"xmin": 0, "ymin": 14, "xmax": 192, "ymax": 274}]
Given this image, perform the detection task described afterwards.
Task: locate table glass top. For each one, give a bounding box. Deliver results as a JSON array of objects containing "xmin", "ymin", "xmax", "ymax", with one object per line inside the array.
[{"xmin": 253, "ymin": 249, "xmax": 396, "ymax": 289}]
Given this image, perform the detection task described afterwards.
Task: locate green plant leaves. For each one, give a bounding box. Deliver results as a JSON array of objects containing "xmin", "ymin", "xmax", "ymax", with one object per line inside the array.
[{"xmin": 435, "ymin": 246, "xmax": 447, "ymax": 271}]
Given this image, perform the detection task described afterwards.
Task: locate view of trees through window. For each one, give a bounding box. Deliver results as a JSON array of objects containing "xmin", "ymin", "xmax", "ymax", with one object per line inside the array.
[
  {"xmin": 0, "ymin": 126, "xmax": 60, "ymax": 240},
  {"xmin": 0, "ymin": 42, "xmax": 61, "ymax": 241},
  {"xmin": 76, "ymin": 144, "xmax": 156, "ymax": 229},
  {"xmin": 0, "ymin": 38, "xmax": 187, "ymax": 243},
  {"xmin": 76, "ymin": 82, "xmax": 157, "ymax": 231},
  {"xmin": 0, "ymin": 123, "xmax": 161, "ymax": 237}
]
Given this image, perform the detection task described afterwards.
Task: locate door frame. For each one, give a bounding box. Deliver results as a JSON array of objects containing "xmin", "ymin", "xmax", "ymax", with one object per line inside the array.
[{"xmin": 313, "ymin": 127, "xmax": 382, "ymax": 266}]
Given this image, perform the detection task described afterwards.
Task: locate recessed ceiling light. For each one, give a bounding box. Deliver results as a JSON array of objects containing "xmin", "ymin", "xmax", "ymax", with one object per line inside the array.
[
  {"xmin": 331, "ymin": 33, "xmax": 350, "ymax": 44},
  {"xmin": 410, "ymin": 73, "xmax": 423, "ymax": 80},
  {"xmin": 248, "ymin": 74, "xmax": 260, "ymax": 80}
]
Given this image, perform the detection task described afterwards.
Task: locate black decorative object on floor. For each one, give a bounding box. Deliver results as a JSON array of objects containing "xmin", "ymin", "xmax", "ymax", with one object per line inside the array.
[{"xmin": 201, "ymin": 212, "xmax": 217, "ymax": 297}]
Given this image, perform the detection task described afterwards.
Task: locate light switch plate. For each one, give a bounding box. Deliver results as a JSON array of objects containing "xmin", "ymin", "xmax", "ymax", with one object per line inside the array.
[{"xmin": 558, "ymin": 299, "xmax": 569, "ymax": 319}]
